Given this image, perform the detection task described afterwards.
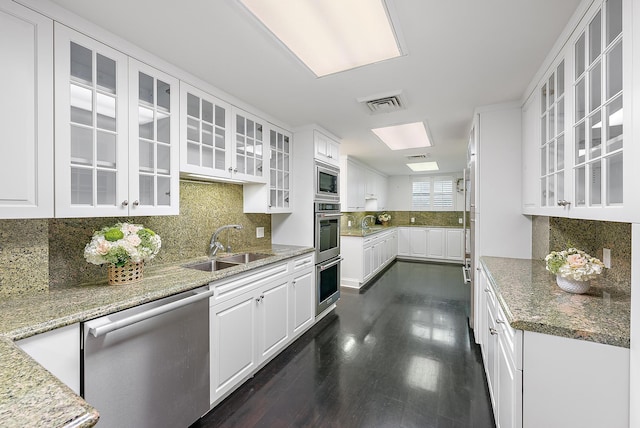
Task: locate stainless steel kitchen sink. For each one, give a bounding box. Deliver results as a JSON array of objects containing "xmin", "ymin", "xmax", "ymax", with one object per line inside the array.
[
  {"xmin": 183, "ymin": 253, "xmax": 272, "ymax": 272},
  {"xmin": 218, "ymin": 253, "xmax": 272, "ymax": 264},
  {"xmin": 183, "ymin": 260, "xmax": 240, "ymax": 272}
]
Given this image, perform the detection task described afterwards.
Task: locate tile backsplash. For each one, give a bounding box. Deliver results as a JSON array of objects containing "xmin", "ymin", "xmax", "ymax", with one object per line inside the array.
[
  {"xmin": 341, "ymin": 211, "xmax": 464, "ymax": 230},
  {"xmin": 0, "ymin": 180, "xmax": 271, "ymax": 296},
  {"xmin": 532, "ymin": 216, "xmax": 631, "ymax": 291}
]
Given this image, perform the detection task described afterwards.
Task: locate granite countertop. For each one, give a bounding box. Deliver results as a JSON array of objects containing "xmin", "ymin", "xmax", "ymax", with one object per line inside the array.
[
  {"xmin": 341, "ymin": 226, "xmax": 397, "ymax": 237},
  {"xmin": 0, "ymin": 244, "xmax": 313, "ymax": 428},
  {"xmin": 341, "ymin": 224, "xmax": 463, "ymax": 237},
  {"xmin": 480, "ymin": 256, "xmax": 630, "ymax": 348}
]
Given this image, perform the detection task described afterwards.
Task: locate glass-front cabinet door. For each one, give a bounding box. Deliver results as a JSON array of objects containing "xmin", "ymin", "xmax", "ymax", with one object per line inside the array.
[
  {"xmin": 54, "ymin": 24, "xmax": 128, "ymax": 218},
  {"xmin": 572, "ymin": 0, "xmax": 623, "ymax": 210},
  {"xmin": 269, "ymin": 126, "xmax": 291, "ymax": 211},
  {"xmin": 128, "ymin": 59, "xmax": 179, "ymax": 215},
  {"xmin": 180, "ymin": 83, "xmax": 232, "ymax": 179},
  {"xmin": 232, "ymin": 108, "xmax": 266, "ymax": 183},
  {"xmin": 540, "ymin": 60, "xmax": 567, "ymax": 209}
]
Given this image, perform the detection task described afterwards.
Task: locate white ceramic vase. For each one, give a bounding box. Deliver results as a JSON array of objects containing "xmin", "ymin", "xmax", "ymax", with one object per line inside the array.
[{"xmin": 556, "ymin": 275, "xmax": 590, "ymax": 294}]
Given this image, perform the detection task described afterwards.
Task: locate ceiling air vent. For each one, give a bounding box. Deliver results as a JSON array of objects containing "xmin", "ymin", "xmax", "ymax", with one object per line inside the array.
[
  {"xmin": 357, "ymin": 91, "xmax": 406, "ymax": 114},
  {"xmin": 406, "ymin": 154, "xmax": 431, "ymax": 160}
]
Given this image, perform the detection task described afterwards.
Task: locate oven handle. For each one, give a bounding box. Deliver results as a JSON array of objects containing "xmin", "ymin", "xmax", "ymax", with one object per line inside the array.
[
  {"xmin": 319, "ymin": 257, "xmax": 343, "ymax": 271},
  {"xmin": 317, "ymin": 213, "xmax": 342, "ymax": 218}
]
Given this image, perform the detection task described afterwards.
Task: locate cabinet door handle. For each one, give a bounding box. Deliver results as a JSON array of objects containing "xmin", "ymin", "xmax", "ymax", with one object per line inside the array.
[
  {"xmin": 484, "ymin": 288, "xmax": 491, "ymax": 293},
  {"xmin": 121, "ymin": 200, "xmax": 129, "ymax": 207},
  {"xmin": 489, "ymin": 327, "xmax": 498, "ymax": 335},
  {"xmin": 228, "ymin": 167, "xmax": 233, "ymax": 173},
  {"xmin": 132, "ymin": 200, "xmax": 139, "ymax": 207},
  {"xmin": 496, "ymin": 319, "xmax": 505, "ymax": 324},
  {"xmin": 557, "ymin": 199, "xmax": 572, "ymax": 207},
  {"xmin": 255, "ymin": 294, "xmax": 265, "ymax": 303}
]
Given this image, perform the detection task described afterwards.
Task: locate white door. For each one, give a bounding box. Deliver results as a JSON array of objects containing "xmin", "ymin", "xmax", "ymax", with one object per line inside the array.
[
  {"xmin": 128, "ymin": 59, "xmax": 179, "ymax": 215},
  {"xmin": 446, "ymin": 229, "xmax": 464, "ymax": 260},
  {"xmin": 210, "ymin": 293, "xmax": 256, "ymax": 404},
  {"xmin": 257, "ymin": 279, "xmax": 289, "ymax": 363},
  {"xmin": 54, "ymin": 24, "xmax": 129, "ymax": 218},
  {"xmin": 0, "ymin": 1, "xmax": 53, "ymax": 218},
  {"xmin": 291, "ymin": 270, "xmax": 314, "ymax": 336},
  {"xmin": 426, "ymin": 228, "xmax": 446, "ymax": 259},
  {"xmin": 410, "ymin": 228, "xmax": 428, "ymax": 257}
]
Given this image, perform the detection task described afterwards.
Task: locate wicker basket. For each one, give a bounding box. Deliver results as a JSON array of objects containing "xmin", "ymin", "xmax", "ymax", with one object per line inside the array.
[{"xmin": 108, "ymin": 261, "xmax": 144, "ymax": 285}]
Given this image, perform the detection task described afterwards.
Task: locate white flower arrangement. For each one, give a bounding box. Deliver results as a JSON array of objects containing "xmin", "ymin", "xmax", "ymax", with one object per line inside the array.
[
  {"xmin": 544, "ymin": 248, "xmax": 604, "ymax": 282},
  {"xmin": 84, "ymin": 223, "xmax": 161, "ymax": 267},
  {"xmin": 378, "ymin": 213, "xmax": 391, "ymax": 222}
]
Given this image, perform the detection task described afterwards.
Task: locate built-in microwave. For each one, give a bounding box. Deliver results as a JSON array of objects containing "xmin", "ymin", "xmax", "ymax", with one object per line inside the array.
[{"xmin": 314, "ymin": 161, "xmax": 339, "ymax": 202}]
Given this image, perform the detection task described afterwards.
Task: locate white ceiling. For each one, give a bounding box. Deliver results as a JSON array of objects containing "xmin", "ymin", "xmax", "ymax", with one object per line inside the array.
[{"xmin": 49, "ymin": 0, "xmax": 582, "ymax": 176}]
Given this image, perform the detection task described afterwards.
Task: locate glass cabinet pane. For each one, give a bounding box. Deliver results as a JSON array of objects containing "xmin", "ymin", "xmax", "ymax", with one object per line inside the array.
[
  {"xmin": 576, "ymin": 166, "xmax": 586, "ymax": 206},
  {"xmin": 157, "ymin": 80, "xmax": 170, "ymax": 111},
  {"xmin": 548, "ymin": 74, "xmax": 555, "ymax": 105},
  {"xmin": 70, "ymin": 126, "xmax": 93, "ymax": 165},
  {"xmin": 97, "ymin": 131, "xmax": 116, "ymax": 167},
  {"xmin": 589, "ymin": 11, "xmax": 602, "ymax": 64},
  {"xmin": 96, "ymin": 93, "xmax": 116, "ymax": 131},
  {"xmin": 607, "ymin": 153, "xmax": 623, "ymax": 204},
  {"xmin": 557, "ymin": 61, "xmax": 565, "ymax": 96},
  {"xmin": 575, "ymin": 78, "xmax": 586, "ymax": 120},
  {"xmin": 70, "ymin": 84, "xmax": 93, "ymax": 126},
  {"xmin": 139, "ymin": 72, "xmax": 154, "ymax": 105},
  {"xmin": 606, "ymin": 95, "xmax": 623, "ymax": 151},
  {"xmin": 541, "ymin": 84, "xmax": 547, "ymax": 113},
  {"xmin": 589, "ymin": 62, "xmax": 601, "ymax": 111},
  {"xmin": 589, "ymin": 161, "xmax": 602, "ymax": 205},
  {"xmin": 187, "ymin": 93, "xmax": 200, "ymax": 118},
  {"xmin": 575, "ymin": 33, "xmax": 586, "ymax": 77},
  {"xmin": 97, "ymin": 170, "xmax": 116, "ymax": 205},
  {"xmin": 606, "ymin": 0, "xmax": 622, "ymax": 44},
  {"xmin": 70, "ymin": 42, "xmax": 92, "ymax": 83},
  {"xmin": 557, "ymin": 136, "xmax": 565, "ymax": 170},
  {"xmin": 96, "ymin": 54, "xmax": 116, "ymax": 93},
  {"xmin": 607, "ymin": 41, "xmax": 623, "ymax": 98},
  {"xmin": 575, "ymin": 122, "xmax": 585, "ymax": 164},
  {"xmin": 71, "ymin": 167, "xmax": 93, "ymax": 205},
  {"xmin": 588, "ymin": 111, "xmax": 602, "ymax": 159}
]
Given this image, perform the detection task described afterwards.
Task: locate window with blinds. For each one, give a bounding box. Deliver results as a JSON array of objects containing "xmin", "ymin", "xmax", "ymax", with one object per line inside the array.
[
  {"xmin": 412, "ymin": 176, "xmax": 454, "ymax": 210},
  {"xmin": 412, "ymin": 179, "xmax": 431, "ymax": 209}
]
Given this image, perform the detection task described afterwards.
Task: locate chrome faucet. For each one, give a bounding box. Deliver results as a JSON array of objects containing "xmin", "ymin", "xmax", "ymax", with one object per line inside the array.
[
  {"xmin": 209, "ymin": 224, "xmax": 243, "ymax": 257},
  {"xmin": 361, "ymin": 215, "xmax": 376, "ymax": 230}
]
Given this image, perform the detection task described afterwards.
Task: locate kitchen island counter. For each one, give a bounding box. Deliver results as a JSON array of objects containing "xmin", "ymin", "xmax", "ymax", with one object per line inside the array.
[
  {"xmin": 0, "ymin": 244, "xmax": 313, "ymax": 427},
  {"xmin": 480, "ymin": 256, "xmax": 630, "ymax": 348}
]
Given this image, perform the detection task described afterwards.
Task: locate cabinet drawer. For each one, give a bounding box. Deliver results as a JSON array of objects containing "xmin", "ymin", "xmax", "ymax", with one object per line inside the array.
[
  {"xmin": 290, "ymin": 254, "xmax": 314, "ymax": 272},
  {"xmin": 210, "ymin": 262, "xmax": 289, "ymax": 305}
]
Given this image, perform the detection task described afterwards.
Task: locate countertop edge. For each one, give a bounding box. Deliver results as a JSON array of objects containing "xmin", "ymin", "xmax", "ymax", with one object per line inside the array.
[{"xmin": 480, "ymin": 256, "xmax": 630, "ymax": 349}]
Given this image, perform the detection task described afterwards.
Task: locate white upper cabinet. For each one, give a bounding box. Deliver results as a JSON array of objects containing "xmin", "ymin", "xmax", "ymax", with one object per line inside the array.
[
  {"xmin": 180, "ymin": 82, "xmax": 232, "ymax": 180},
  {"xmin": 0, "ymin": 1, "xmax": 53, "ymax": 218},
  {"xmin": 128, "ymin": 59, "xmax": 179, "ymax": 215},
  {"xmin": 231, "ymin": 108, "xmax": 267, "ymax": 183},
  {"xmin": 314, "ymin": 130, "xmax": 340, "ymax": 167},
  {"xmin": 54, "ymin": 24, "xmax": 179, "ymax": 217},
  {"xmin": 243, "ymin": 124, "xmax": 293, "ymax": 213},
  {"xmin": 522, "ymin": 0, "xmax": 636, "ymax": 221}
]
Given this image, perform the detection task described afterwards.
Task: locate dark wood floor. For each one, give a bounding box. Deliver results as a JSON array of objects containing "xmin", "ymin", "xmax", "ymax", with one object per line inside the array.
[{"xmin": 193, "ymin": 261, "xmax": 495, "ymax": 428}]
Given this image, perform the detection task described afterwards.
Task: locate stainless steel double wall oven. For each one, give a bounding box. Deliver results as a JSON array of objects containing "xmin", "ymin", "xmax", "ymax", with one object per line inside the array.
[{"xmin": 314, "ymin": 161, "xmax": 341, "ymax": 315}]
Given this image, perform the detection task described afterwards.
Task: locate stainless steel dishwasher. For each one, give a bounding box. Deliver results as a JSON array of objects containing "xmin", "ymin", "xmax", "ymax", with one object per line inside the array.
[{"xmin": 82, "ymin": 286, "xmax": 213, "ymax": 428}]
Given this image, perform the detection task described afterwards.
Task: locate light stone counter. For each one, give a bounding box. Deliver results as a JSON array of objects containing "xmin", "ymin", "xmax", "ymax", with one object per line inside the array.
[
  {"xmin": 480, "ymin": 256, "xmax": 630, "ymax": 348},
  {"xmin": 0, "ymin": 245, "xmax": 313, "ymax": 427}
]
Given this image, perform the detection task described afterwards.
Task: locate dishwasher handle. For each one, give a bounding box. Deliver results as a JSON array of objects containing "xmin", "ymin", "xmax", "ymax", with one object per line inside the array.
[{"xmin": 89, "ymin": 288, "xmax": 214, "ymax": 337}]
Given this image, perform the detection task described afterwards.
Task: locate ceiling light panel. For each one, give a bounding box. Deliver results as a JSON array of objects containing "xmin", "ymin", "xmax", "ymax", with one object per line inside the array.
[
  {"xmin": 407, "ymin": 162, "xmax": 439, "ymax": 172},
  {"xmin": 372, "ymin": 122, "xmax": 432, "ymax": 150},
  {"xmin": 238, "ymin": 0, "xmax": 402, "ymax": 77}
]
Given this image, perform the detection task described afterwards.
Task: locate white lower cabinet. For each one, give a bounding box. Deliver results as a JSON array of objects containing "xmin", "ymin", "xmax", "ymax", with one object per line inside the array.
[
  {"xmin": 397, "ymin": 227, "xmax": 464, "ymax": 262},
  {"xmin": 341, "ymin": 229, "xmax": 397, "ymax": 289},
  {"xmin": 16, "ymin": 323, "xmax": 80, "ymax": 394},
  {"xmin": 290, "ymin": 267, "xmax": 314, "ymax": 336},
  {"xmin": 209, "ymin": 253, "xmax": 315, "ymax": 406},
  {"xmin": 257, "ymin": 279, "xmax": 289, "ymax": 364},
  {"xmin": 210, "ymin": 292, "xmax": 256, "ymax": 403},
  {"xmin": 480, "ymin": 264, "xmax": 629, "ymax": 428}
]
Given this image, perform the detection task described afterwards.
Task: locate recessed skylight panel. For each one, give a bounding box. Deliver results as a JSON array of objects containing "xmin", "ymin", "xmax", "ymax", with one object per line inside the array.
[{"xmin": 238, "ymin": 0, "xmax": 402, "ymax": 76}]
